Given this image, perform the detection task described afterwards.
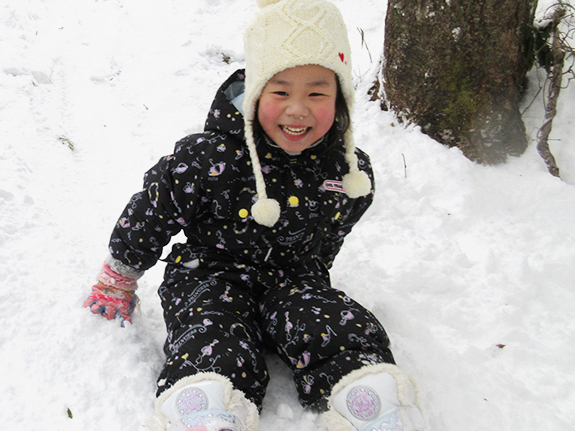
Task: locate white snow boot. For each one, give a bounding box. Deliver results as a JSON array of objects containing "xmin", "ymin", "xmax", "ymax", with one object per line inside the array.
[
  {"xmin": 322, "ymin": 364, "xmax": 427, "ymax": 431},
  {"xmin": 147, "ymin": 373, "xmax": 259, "ymax": 431}
]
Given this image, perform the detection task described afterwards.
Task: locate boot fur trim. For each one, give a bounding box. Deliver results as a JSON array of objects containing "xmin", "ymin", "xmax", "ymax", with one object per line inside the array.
[
  {"xmin": 321, "ymin": 364, "xmax": 423, "ymax": 431},
  {"xmin": 146, "ymin": 372, "xmax": 259, "ymax": 431}
]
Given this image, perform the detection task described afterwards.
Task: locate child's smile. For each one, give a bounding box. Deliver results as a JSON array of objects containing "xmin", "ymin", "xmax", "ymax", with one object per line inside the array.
[
  {"xmin": 281, "ymin": 125, "xmax": 309, "ymax": 137},
  {"xmin": 258, "ymin": 65, "xmax": 337, "ymax": 153}
]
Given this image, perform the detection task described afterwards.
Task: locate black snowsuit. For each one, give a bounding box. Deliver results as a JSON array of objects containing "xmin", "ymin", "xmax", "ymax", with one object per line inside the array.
[{"xmin": 109, "ymin": 70, "xmax": 394, "ymax": 410}]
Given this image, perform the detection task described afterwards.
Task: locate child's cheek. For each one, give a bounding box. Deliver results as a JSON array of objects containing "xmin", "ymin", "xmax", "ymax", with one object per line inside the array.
[
  {"xmin": 258, "ymin": 100, "xmax": 279, "ymax": 124},
  {"xmin": 315, "ymin": 106, "xmax": 336, "ymax": 130}
]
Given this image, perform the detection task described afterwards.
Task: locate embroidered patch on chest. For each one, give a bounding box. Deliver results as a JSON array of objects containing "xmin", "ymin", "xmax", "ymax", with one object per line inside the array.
[{"xmin": 323, "ymin": 180, "xmax": 345, "ymax": 193}]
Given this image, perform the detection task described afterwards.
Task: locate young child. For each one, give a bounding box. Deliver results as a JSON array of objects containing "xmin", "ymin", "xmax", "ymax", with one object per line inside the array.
[{"xmin": 84, "ymin": 1, "xmax": 426, "ymax": 430}]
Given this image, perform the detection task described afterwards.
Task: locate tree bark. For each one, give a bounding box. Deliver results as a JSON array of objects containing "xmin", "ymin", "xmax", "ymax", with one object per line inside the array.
[{"xmin": 379, "ymin": 0, "xmax": 537, "ymax": 164}]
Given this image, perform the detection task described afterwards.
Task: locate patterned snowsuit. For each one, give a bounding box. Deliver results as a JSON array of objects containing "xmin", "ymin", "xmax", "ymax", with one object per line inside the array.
[{"xmin": 108, "ymin": 70, "xmax": 395, "ymax": 410}]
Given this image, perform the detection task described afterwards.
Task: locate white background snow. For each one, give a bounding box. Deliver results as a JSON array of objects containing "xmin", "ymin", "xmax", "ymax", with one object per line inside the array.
[{"xmin": 1, "ymin": 0, "xmax": 574, "ymax": 430}]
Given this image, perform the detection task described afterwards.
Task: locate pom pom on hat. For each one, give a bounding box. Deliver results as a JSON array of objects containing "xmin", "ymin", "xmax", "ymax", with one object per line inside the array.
[
  {"xmin": 342, "ymin": 170, "xmax": 371, "ymax": 199},
  {"xmin": 252, "ymin": 198, "xmax": 281, "ymax": 227},
  {"xmin": 257, "ymin": 0, "xmax": 281, "ymax": 7}
]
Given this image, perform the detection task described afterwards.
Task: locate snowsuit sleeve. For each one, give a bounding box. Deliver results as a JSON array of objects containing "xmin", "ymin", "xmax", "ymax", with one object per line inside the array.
[
  {"xmin": 318, "ymin": 150, "xmax": 375, "ymax": 269},
  {"xmin": 108, "ymin": 136, "xmax": 204, "ymax": 272}
]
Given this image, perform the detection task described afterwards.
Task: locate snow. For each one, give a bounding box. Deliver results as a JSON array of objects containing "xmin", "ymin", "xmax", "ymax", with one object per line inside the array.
[{"xmin": 1, "ymin": 0, "xmax": 574, "ymax": 430}]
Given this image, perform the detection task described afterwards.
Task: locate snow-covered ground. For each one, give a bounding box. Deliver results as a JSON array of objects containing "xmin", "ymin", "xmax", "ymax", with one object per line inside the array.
[{"xmin": 1, "ymin": 1, "xmax": 574, "ymax": 430}]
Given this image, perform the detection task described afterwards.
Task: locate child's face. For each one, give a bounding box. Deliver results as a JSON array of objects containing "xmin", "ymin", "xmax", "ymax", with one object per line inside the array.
[{"xmin": 257, "ymin": 64, "xmax": 337, "ymax": 154}]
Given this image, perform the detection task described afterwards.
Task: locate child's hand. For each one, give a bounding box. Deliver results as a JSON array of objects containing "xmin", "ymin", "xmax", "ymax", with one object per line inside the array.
[
  {"xmin": 83, "ymin": 262, "xmax": 139, "ymax": 326},
  {"xmin": 83, "ymin": 283, "xmax": 139, "ymax": 326}
]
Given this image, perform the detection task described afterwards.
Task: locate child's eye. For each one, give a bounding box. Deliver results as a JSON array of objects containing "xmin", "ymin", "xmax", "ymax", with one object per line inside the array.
[
  {"xmin": 310, "ymin": 93, "xmax": 326, "ymax": 97},
  {"xmin": 273, "ymin": 91, "xmax": 289, "ymax": 96}
]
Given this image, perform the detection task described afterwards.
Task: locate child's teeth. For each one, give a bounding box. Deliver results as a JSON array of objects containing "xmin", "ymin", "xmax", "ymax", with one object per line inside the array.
[{"xmin": 282, "ymin": 126, "xmax": 307, "ymax": 135}]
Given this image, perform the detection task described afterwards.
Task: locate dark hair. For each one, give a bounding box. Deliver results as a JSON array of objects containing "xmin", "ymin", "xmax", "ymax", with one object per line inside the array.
[{"xmin": 328, "ymin": 74, "xmax": 351, "ymax": 152}]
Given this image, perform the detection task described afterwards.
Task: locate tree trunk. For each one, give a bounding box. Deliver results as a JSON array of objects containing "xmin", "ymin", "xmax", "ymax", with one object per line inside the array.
[{"xmin": 379, "ymin": 0, "xmax": 537, "ymax": 164}]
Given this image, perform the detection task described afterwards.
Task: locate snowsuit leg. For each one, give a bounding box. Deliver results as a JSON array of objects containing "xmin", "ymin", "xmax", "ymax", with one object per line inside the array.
[
  {"xmin": 258, "ymin": 270, "xmax": 395, "ymax": 410},
  {"xmin": 156, "ymin": 263, "xmax": 269, "ymax": 408}
]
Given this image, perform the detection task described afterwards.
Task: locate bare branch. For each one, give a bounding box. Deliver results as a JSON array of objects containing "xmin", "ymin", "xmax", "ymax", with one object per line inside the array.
[{"xmin": 536, "ymin": 3, "xmax": 572, "ymax": 178}]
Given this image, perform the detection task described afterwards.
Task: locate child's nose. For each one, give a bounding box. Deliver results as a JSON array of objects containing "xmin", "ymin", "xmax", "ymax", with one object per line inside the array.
[{"xmin": 286, "ymin": 100, "xmax": 308, "ymax": 119}]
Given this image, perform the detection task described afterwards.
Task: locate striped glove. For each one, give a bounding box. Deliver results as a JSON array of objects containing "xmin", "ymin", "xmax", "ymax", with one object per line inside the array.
[{"xmin": 83, "ymin": 262, "xmax": 139, "ymax": 326}]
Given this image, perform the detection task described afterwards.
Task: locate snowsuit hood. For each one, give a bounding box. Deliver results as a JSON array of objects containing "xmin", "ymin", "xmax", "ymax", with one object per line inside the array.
[{"xmin": 203, "ymin": 69, "xmax": 247, "ymax": 141}]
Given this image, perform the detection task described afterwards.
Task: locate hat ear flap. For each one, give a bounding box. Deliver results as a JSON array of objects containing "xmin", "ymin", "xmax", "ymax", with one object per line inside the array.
[
  {"xmin": 342, "ymin": 129, "xmax": 371, "ymax": 198},
  {"xmin": 244, "ymin": 119, "xmax": 282, "ymax": 227}
]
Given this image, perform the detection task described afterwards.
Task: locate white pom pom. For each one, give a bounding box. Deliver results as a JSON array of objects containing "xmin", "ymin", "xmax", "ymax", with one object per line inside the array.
[
  {"xmin": 342, "ymin": 171, "xmax": 371, "ymax": 198},
  {"xmin": 257, "ymin": 0, "xmax": 281, "ymax": 8},
  {"xmin": 252, "ymin": 198, "xmax": 281, "ymax": 227}
]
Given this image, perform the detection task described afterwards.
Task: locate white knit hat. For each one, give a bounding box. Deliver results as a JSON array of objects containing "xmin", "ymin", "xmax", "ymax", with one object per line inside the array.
[{"xmin": 243, "ymin": 0, "xmax": 371, "ymax": 227}]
